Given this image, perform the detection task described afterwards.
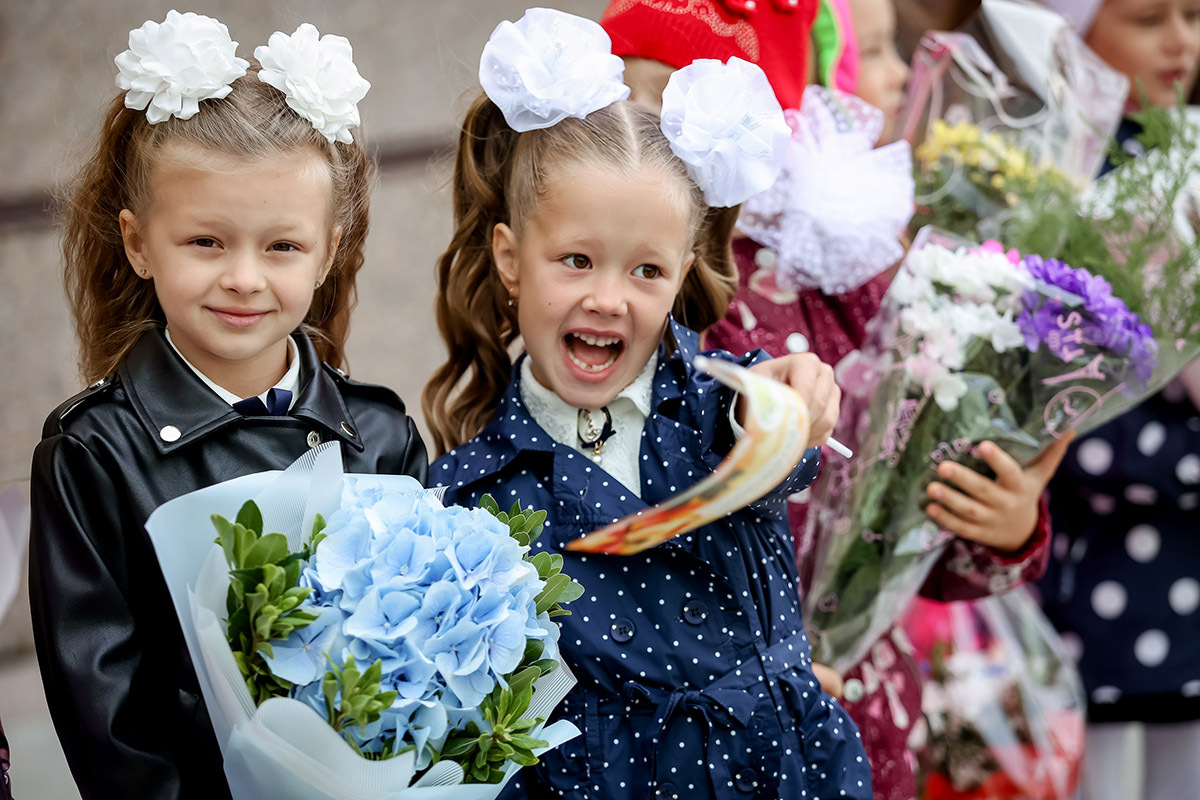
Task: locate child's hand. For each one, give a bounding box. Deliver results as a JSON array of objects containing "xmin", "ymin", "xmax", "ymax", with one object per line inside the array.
[
  {"xmin": 924, "ymin": 432, "xmax": 1075, "ymax": 552},
  {"xmin": 746, "ymin": 354, "xmax": 840, "ymax": 450},
  {"xmin": 812, "ymin": 662, "xmax": 844, "ymax": 699}
]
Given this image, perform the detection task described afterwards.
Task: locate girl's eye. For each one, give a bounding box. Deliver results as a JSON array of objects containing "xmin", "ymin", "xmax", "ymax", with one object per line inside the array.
[
  {"xmin": 270, "ymin": 242, "xmax": 299, "ymax": 252},
  {"xmin": 633, "ymin": 264, "xmax": 661, "ymax": 279},
  {"xmin": 564, "ymin": 254, "xmax": 591, "ymax": 269},
  {"xmin": 191, "ymin": 237, "xmax": 218, "ymax": 248}
]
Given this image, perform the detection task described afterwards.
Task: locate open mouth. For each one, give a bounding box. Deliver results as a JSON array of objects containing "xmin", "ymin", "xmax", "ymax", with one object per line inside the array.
[{"xmin": 564, "ymin": 332, "xmax": 624, "ymax": 373}]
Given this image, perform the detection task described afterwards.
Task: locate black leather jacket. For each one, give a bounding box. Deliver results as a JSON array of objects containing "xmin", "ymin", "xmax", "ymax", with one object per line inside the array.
[{"xmin": 29, "ymin": 328, "xmax": 427, "ymax": 800}]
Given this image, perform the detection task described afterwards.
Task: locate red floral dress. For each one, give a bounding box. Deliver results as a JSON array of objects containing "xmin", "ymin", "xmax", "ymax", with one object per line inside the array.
[{"xmin": 705, "ymin": 237, "xmax": 1052, "ymax": 800}]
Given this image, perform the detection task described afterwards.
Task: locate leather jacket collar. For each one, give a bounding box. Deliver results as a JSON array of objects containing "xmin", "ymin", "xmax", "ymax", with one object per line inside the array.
[{"xmin": 119, "ymin": 328, "xmax": 363, "ymax": 455}]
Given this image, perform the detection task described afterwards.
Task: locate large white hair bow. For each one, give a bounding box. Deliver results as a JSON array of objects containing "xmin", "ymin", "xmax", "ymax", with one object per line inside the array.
[
  {"xmin": 255, "ymin": 23, "xmax": 371, "ymax": 144},
  {"xmin": 739, "ymin": 86, "xmax": 914, "ymax": 294},
  {"xmin": 115, "ymin": 10, "xmax": 249, "ymax": 124},
  {"xmin": 659, "ymin": 57, "xmax": 792, "ymax": 208},
  {"xmin": 479, "ymin": 7, "xmax": 630, "ymax": 132}
]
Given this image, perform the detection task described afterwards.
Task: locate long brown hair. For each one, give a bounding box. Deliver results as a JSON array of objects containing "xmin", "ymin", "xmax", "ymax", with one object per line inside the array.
[
  {"xmin": 63, "ymin": 65, "xmax": 372, "ymax": 383},
  {"xmin": 422, "ymin": 93, "xmax": 738, "ymax": 456}
]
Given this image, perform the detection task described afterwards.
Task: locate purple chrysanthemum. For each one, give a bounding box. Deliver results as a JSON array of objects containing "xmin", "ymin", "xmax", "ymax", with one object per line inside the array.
[{"xmin": 1017, "ymin": 255, "xmax": 1158, "ymax": 385}]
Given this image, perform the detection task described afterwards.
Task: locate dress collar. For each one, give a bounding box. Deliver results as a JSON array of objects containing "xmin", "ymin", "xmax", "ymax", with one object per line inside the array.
[
  {"xmin": 517, "ymin": 352, "xmax": 658, "ymax": 448},
  {"xmin": 119, "ymin": 328, "xmax": 362, "ymax": 454},
  {"xmin": 164, "ymin": 329, "xmax": 300, "ymax": 409}
]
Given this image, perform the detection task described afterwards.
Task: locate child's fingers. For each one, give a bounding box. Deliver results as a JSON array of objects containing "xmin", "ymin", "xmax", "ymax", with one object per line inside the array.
[
  {"xmin": 925, "ymin": 502, "xmax": 986, "ymax": 542},
  {"xmin": 1025, "ymin": 430, "xmax": 1076, "ymax": 488},
  {"xmin": 934, "ymin": 461, "xmax": 1001, "ymax": 506},
  {"xmin": 811, "ymin": 662, "xmax": 844, "ymax": 699},
  {"xmin": 927, "ymin": 481, "xmax": 992, "ymax": 525},
  {"xmin": 975, "ymin": 441, "xmax": 1024, "ymax": 489}
]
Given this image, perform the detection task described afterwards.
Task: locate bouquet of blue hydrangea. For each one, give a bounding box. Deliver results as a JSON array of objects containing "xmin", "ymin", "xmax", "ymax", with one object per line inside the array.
[{"xmin": 146, "ymin": 444, "xmax": 581, "ymax": 799}]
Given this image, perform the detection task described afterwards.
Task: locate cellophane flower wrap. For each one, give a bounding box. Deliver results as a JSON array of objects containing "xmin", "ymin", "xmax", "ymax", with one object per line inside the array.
[
  {"xmin": 145, "ymin": 444, "xmax": 582, "ymax": 799},
  {"xmin": 900, "ymin": 1, "xmax": 1127, "ymax": 241},
  {"xmin": 901, "ymin": 591, "xmax": 1085, "ymax": 800},
  {"xmin": 802, "ymin": 226, "xmax": 1198, "ymax": 672}
]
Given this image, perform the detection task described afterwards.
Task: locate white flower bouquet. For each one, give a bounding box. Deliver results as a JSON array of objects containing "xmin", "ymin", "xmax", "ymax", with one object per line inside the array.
[
  {"xmin": 803, "ymin": 226, "xmax": 1197, "ymax": 672},
  {"xmin": 146, "ymin": 444, "xmax": 581, "ymax": 799}
]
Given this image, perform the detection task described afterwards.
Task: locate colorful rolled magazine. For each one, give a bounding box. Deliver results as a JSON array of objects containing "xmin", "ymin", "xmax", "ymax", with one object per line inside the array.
[
  {"xmin": 803, "ymin": 226, "xmax": 1200, "ymax": 672},
  {"xmin": 902, "ymin": 591, "xmax": 1085, "ymax": 800},
  {"xmin": 145, "ymin": 443, "xmax": 582, "ymax": 799},
  {"xmin": 568, "ymin": 356, "xmax": 811, "ymax": 555}
]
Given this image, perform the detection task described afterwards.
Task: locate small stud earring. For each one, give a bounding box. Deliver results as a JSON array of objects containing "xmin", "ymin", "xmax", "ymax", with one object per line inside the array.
[
  {"xmin": 139, "ymin": 269, "xmax": 147, "ymax": 275},
  {"xmin": 315, "ymin": 280, "xmax": 322, "ymax": 288}
]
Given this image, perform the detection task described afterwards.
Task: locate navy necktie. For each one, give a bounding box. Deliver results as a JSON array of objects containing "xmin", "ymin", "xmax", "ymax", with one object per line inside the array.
[{"xmin": 233, "ymin": 388, "xmax": 293, "ymax": 416}]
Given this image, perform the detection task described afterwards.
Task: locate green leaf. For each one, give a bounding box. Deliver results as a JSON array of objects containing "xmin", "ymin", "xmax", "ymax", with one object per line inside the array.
[
  {"xmin": 236, "ymin": 501, "xmax": 264, "ymax": 536},
  {"xmin": 243, "ymin": 532, "xmax": 289, "ymax": 569},
  {"xmin": 534, "ymin": 573, "xmax": 570, "ymax": 615}
]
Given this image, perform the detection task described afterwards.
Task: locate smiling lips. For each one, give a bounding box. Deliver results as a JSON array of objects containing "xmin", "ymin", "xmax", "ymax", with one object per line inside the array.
[
  {"xmin": 565, "ymin": 331, "xmax": 624, "ymax": 373},
  {"xmin": 209, "ymin": 307, "xmax": 269, "ymax": 328}
]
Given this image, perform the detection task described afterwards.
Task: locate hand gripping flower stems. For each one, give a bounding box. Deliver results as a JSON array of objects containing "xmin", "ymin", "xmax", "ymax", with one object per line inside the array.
[{"xmin": 802, "ymin": 226, "xmax": 1200, "ymax": 673}]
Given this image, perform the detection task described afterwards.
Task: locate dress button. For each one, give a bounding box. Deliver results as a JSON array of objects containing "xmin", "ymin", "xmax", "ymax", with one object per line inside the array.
[
  {"xmin": 611, "ymin": 618, "xmax": 635, "ymax": 643},
  {"xmin": 682, "ymin": 600, "xmax": 708, "ymax": 625},
  {"xmin": 734, "ymin": 767, "xmax": 759, "ymax": 792},
  {"xmin": 843, "ymin": 678, "xmax": 865, "ymax": 702},
  {"xmin": 306, "ymin": 431, "xmax": 321, "ymax": 448},
  {"xmin": 159, "ymin": 425, "xmax": 181, "ymax": 443},
  {"xmin": 340, "ymin": 421, "xmax": 357, "ymax": 438},
  {"xmin": 656, "ymin": 781, "xmax": 679, "ymax": 798},
  {"xmin": 786, "ymin": 332, "xmax": 809, "ymax": 353},
  {"xmin": 753, "ymin": 247, "xmax": 777, "ymax": 269}
]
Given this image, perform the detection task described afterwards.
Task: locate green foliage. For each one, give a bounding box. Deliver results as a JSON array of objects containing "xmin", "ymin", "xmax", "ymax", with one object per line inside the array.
[
  {"xmin": 322, "ymin": 656, "xmax": 400, "ymax": 759},
  {"xmin": 478, "ymin": 495, "xmax": 584, "ymax": 617},
  {"xmin": 213, "ymin": 500, "xmax": 321, "ymax": 704},
  {"xmin": 438, "ymin": 656, "xmax": 555, "ymax": 783}
]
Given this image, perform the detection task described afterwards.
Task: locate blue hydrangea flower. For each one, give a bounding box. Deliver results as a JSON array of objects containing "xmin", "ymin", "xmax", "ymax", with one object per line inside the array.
[{"xmin": 270, "ymin": 477, "xmax": 550, "ymax": 759}]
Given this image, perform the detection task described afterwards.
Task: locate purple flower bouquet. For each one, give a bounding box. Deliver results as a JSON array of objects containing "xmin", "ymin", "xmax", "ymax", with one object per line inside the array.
[{"xmin": 803, "ymin": 226, "xmax": 1198, "ymax": 672}]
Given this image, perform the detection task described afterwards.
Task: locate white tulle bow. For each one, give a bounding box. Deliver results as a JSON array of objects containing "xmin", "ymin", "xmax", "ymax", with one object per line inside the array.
[
  {"xmin": 115, "ymin": 10, "xmax": 248, "ymax": 124},
  {"xmin": 255, "ymin": 23, "xmax": 371, "ymax": 144},
  {"xmin": 479, "ymin": 7, "xmax": 630, "ymax": 132},
  {"xmin": 659, "ymin": 57, "xmax": 791, "ymax": 208},
  {"xmin": 739, "ymin": 86, "xmax": 914, "ymax": 295}
]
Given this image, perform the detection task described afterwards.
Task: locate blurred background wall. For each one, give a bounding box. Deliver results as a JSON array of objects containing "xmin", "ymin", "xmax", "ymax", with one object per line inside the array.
[{"xmin": 0, "ymin": 2, "xmax": 603, "ymax": 795}]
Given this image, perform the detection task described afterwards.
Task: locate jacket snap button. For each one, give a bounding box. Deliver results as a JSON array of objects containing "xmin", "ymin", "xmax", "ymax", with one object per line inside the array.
[
  {"xmin": 307, "ymin": 431, "xmax": 321, "ymax": 448},
  {"xmin": 656, "ymin": 781, "xmax": 678, "ymax": 798},
  {"xmin": 340, "ymin": 421, "xmax": 357, "ymax": 438},
  {"xmin": 611, "ymin": 618, "xmax": 635, "ymax": 643},
  {"xmin": 682, "ymin": 600, "xmax": 708, "ymax": 625},
  {"xmin": 159, "ymin": 425, "xmax": 181, "ymax": 443},
  {"xmin": 734, "ymin": 767, "xmax": 759, "ymax": 792},
  {"xmin": 843, "ymin": 677, "xmax": 865, "ymax": 703}
]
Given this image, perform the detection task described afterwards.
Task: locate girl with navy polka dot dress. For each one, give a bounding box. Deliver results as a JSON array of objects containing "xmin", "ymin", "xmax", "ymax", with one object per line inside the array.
[
  {"xmin": 1036, "ymin": 1, "xmax": 1200, "ymax": 798},
  {"xmin": 420, "ymin": 9, "xmax": 872, "ymax": 799}
]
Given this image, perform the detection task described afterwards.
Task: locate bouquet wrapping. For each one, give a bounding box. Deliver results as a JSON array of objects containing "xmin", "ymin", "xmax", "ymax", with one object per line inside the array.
[
  {"xmin": 901, "ymin": 0, "xmax": 1127, "ymax": 241},
  {"xmin": 145, "ymin": 443, "xmax": 581, "ymax": 799},
  {"xmin": 803, "ymin": 226, "xmax": 1200, "ymax": 672},
  {"xmin": 903, "ymin": 590, "xmax": 1085, "ymax": 800}
]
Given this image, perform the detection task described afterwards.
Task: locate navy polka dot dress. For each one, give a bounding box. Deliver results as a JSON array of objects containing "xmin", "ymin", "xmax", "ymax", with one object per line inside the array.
[
  {"xmin": 1038, "ymin": 383, "xmax": 1200, "ymax": 723},
  {"xmin": 434, "ymin": 321, "xmax": 872, "ymax": 799}
]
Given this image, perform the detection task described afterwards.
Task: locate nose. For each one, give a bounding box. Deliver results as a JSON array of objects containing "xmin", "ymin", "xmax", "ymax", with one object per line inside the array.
[
  {"xmin": 580, "ymin": 270, "xmax": 628, "ymax": 316},
  {"xmin": 889, "ymin": 49, "xmax": 910, "ymax": 92},
  {"xmin": 218, "ymin": 248, "xmax": 268, "ymax": 294},
  {"xmin": 1165, "ymin": 10, "xmax": 1199, "ymax": 54}
]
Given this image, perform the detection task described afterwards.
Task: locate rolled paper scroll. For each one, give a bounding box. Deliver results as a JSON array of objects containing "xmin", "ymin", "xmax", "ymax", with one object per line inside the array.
[{"xmin": 567, "ymin": 356, "xmax": 811, "ymax": 555}]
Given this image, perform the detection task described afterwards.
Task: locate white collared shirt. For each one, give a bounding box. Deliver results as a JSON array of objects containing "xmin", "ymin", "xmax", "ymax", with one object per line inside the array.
[
  {"xmin": 164, "ymin": 329, "xmax": 300, "ymax": 411},
  {"xmin": 519, "ymin": 354, "xmax": 658, "ymax": 498}
]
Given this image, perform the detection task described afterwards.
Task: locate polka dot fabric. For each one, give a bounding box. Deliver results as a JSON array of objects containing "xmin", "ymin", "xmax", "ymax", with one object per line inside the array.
[
  {"xmin": 1038, "ymin": 384, "xmax": 1200, "ymax": 723},
  {"xmin": 433, "ymin": 321, "xmax": 872, "ymax": 799}
]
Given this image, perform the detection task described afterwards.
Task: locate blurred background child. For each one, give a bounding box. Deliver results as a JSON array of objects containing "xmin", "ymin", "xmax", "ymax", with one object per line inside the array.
[{"xmin": 1035, "ymin": 2, "xmax": 1200, "ymax": 798}]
